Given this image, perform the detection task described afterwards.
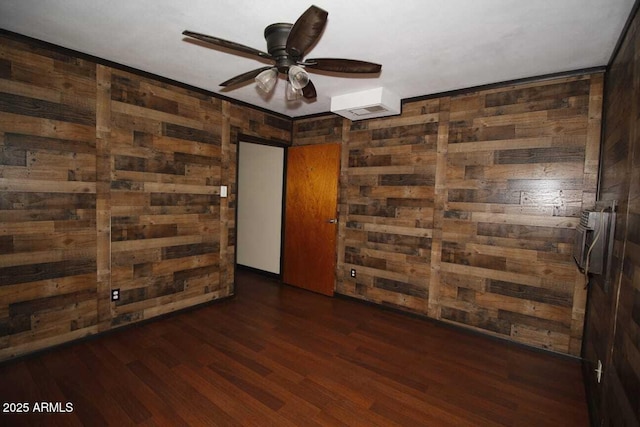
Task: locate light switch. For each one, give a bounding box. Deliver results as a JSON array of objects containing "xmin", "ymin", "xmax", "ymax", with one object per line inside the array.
[{"xmin": 220, "ymin": 185, "xmax": 228, "ymax": 198}]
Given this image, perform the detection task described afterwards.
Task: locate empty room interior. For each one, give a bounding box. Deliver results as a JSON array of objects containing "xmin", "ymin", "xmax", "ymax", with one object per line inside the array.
[{"xmin": 0, "ymin": 1, "xmax": 639, "ymax": 425}]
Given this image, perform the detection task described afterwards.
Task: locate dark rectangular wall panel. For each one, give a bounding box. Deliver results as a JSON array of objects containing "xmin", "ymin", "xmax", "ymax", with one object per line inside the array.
[
  {"xmin": 0, "ymin": 36, "xmax": 98, "ymax": 359},
  {"xmin": 106, "ymin": 68, "xmax": 226, "ymax": 327},
  {"xmin": 582, "ymin": 4, "xmax": 640, "ymax": 426}
]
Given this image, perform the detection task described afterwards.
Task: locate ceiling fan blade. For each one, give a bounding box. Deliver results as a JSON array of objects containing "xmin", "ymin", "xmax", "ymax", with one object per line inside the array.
[
  {"xmin": 183, "ymin": 30, "xmax": 272, "ymax": 60},
  {"xmin": 220, "ymin": 66, "xmax": 275, "ymax": 87},
  {"xmin": 302, "ymin": 80, "xmax": 317, "ymax": 99},
  {"xmin": 286, "ymin": 5, "xmax": 328, "ymax": 58},
  {"xmin": 305, "ymin": 58, "xmax": 382, "ymax": 73}
]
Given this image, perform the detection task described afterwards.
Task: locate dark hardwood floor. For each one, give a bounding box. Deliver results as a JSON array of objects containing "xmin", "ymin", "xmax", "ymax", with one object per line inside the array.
[{"xmin": 0, "ymin": 269, "xmax": 589, "ymax": 426}]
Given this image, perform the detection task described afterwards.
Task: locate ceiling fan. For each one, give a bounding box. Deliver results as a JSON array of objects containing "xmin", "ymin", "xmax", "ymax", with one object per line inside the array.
[{"xmin": 182, "ymin": 5, "xmax": 382, "ymax": 100}]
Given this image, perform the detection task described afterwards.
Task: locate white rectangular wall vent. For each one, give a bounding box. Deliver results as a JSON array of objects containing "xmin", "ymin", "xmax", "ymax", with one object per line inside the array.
[{"xmin": 331, "ymin": 87, "xmax": 401, "ymax": 121}]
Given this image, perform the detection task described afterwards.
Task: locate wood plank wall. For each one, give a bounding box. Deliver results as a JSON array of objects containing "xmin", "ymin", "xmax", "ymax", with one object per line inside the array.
[
  {"xmin": 583, "ymin": 3, "xmax": 640, "ymax": 425},
  {"xmin": 0, "ymin": 37, "xmax": 99, "ymax": 359},
  {"xmin": 105, "ymin": 66, "xmax": 227, "ymax": 328},
  {"xmin": 293, "ymin": 74, "xmax": 602, "ymax": 356},
  {"xmin": 0, "ymin": 34, "xmax": 291, "ymax": 361}
]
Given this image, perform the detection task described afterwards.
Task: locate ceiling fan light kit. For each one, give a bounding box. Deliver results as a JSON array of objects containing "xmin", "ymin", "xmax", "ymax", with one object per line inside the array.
[
  {"xmin": 182, "ymin": 5, "xmax": 381, "ymax": 102},
  {"xmin": 287, "ymin": 65, "xmax": 310, "ymax": 90},
  {"xmin": 255, "ymin": 68, "xmax": 278, "ymax": 92},
  {"xmin": 285, "ymin": 81, "xmax": 303, "ymax": 101}
]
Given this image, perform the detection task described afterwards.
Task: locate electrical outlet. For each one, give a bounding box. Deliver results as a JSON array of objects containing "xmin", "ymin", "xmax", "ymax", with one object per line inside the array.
[
  {"xmin": 596, "ymin": 360, "xmax": 603, "ymax": 383},
  {"xmin": 350, "ymin": 269, "xmax": 356, "ymax": 278},
  {"xmin": 111, "ymin": 289, "xmax": 120, "ymax": 302}
]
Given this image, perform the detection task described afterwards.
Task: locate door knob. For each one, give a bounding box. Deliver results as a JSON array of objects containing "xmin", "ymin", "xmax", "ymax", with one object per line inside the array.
[{"xmin": 326, "ymin": 218, "xmax": 338, "ymax": 224}]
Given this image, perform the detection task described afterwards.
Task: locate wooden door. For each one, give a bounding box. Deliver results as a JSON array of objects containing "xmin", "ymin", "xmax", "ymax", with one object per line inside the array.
[{"xmin": 283, "ymin": 143, "xmax": 341, "ymax": 296}]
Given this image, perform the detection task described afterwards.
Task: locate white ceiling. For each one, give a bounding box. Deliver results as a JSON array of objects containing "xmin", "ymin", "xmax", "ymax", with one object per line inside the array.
[{"xmin": 0, "ymin": 1, "xmax": 635, "ymax": 118}]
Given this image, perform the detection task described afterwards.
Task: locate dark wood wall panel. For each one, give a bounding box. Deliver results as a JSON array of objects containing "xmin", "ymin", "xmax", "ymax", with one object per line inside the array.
[
  {"xmin": 583, "ymin": 4, "xmax": 640, "ymax": 425},
  {"xmin": 440, "ymin": 75, "xmax": 601, "ymax": 355},
  {"xmin": 293, "ymin": 75, "xmax": 602, "ymax": 356},
  {"xmin": 338, "ymin": 100, "xmax": 441, "ymax": 314},
  {"xmin": 0, "ymin": 35, "xmax": 292, "ymax": 361},
  {"xmin": 293, "ymin": 116, "xmax": 343, "ymax": 146},
  {"xmin": 0, "ymin": 37, "xmax": 98, "ymax": 359},
  {"xmin": 106, "ymin": 68, "xmax": 226, "ymax": 327}
]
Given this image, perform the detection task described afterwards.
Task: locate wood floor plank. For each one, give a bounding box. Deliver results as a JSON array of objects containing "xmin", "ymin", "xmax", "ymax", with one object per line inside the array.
[{"xmin": 0, "ymin": 269, "xmax": 589, "ymax": 426}]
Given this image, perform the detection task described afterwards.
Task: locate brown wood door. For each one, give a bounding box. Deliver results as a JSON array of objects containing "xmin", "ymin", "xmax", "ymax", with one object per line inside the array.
[{"xmin": 283, "ymin": 143, "xmax": 341, "ymax": 296}]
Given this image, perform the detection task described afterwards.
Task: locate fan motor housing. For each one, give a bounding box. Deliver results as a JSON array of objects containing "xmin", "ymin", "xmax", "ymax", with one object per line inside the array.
[{"xmin": 264, "ymin": 23, "xmax": 296, "ymax": 72}]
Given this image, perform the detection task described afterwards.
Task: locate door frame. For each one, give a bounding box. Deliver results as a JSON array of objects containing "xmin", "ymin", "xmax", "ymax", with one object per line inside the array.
[{"xmin": 234, "ymin": 133, "xmax": 288, "ymax": 280}]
